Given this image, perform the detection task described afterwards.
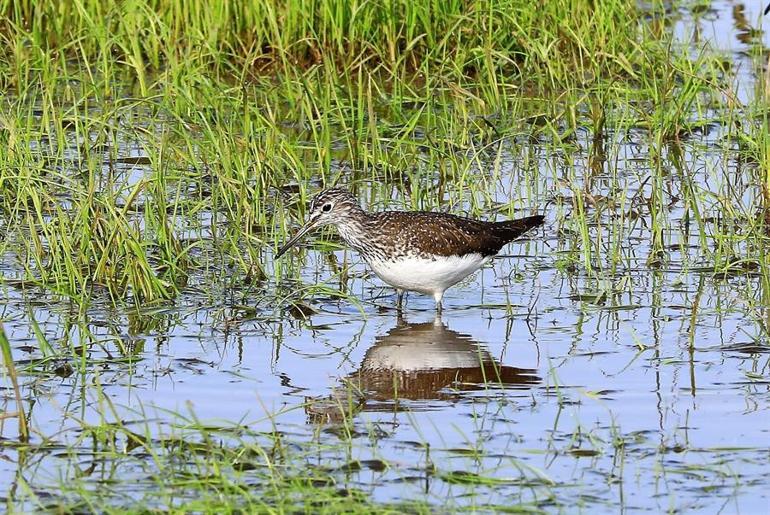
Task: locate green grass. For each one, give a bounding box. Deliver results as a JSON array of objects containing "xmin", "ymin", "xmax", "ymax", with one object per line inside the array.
[
  {"xmin": 9, "ymin": 405, "xmax": 426, "ymax": 512},
  {"xmin": 0, "ymin": 0, "xmax": 662, "ymax": 88},
  {"xmin": 0, "ymin": 0, "xmax": 745, "ymax": 307}
]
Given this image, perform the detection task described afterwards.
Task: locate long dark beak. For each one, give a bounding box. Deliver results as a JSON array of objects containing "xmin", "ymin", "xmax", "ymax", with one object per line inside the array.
[{"xmin": 275, "ymin": 217, "xmax": 319, "ymax": 259}]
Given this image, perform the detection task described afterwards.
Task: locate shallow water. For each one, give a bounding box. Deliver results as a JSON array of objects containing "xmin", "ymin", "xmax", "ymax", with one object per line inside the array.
[
  {"xmin": 4, "ymin": 242, "xmax": 769, "ymax": 511},
  {"xmin": 1, "ymin": 1, "xmax": 770, "ymax": 512}
]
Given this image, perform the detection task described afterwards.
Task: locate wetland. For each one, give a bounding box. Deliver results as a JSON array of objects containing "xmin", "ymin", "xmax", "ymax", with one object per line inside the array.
[{"xmin": 0, "ymin": 0, "xmax": 769, "ymax": 512}]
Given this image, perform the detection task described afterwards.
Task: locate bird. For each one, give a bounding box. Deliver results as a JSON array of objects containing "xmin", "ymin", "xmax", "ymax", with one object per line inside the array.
[{"xmin": 275, "ymin": 188, "xmax": 544, "ymax": 312}]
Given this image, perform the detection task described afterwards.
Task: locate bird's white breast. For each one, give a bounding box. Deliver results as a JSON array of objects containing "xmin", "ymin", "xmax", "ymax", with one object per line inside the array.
[{"xmin": 366, "ymin": 253, "xmax": 491, "ymax": 296}]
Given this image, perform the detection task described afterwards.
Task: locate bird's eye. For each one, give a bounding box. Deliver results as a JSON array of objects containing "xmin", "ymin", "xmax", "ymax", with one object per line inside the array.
[{"xmin": 322, "ymin": 203, "xmax": 332, "ymax": 212}]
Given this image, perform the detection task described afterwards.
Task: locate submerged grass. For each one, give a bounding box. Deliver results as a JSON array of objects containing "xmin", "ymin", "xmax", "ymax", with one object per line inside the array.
[
  {"xmin": 17, "ymin": 406, "xmax": 553, "ymax": 513},
  {"xmin": 7, "ymin": 403, "xmax": 424, "ymax": 512}
]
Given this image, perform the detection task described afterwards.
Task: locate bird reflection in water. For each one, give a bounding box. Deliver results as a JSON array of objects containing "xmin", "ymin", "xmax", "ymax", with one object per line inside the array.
[{"xmin": 306, "ymin": 316, "xmax": 540, "ymax": 423}]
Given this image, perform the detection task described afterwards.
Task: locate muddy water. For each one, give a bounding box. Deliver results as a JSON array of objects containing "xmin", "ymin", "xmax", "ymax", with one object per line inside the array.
[{"xmin": 1, "ymin": 1, "xmax": 770, "ymax": 512}]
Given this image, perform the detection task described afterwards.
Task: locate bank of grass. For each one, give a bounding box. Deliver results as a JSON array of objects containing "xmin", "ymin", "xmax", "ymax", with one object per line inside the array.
[
  {"xmin": 1, "ymin": 0, "xmax": 660, "ymax": 90},
  {"xmin": 0, "ymin": 0, "xmax": 747, "ymax": 307}
]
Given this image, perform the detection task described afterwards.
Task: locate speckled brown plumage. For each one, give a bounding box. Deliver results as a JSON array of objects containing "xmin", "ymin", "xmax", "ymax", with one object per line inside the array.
[
  {"xmin": 305, "ymin": 189, "xmax": 543, "ymax": 261},
  {"xmin": 358, "ymin": 211, "xmax": 544, "ymax": 259}
]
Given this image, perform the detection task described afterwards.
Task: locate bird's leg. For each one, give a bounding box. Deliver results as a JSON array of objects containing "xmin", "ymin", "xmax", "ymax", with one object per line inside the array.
[
  {"xmin": 396, "ymin": 290, "xmax": 405, "ymax": 311},
  {"xmin": 434, "ymin": 291, "xmax": 444, "ymax": 314}
]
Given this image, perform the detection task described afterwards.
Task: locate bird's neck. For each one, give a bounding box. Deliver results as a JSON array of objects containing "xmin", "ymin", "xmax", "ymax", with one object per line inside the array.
[{"xmin": 335, "ymin": 209, "xmax": 374, "ymax": 253}]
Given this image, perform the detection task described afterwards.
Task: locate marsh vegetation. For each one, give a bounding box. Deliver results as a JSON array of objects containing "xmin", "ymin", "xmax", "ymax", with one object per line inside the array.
[{"xmin": 0, "ymin": 0, "xmax": 768, "ymax": 511}]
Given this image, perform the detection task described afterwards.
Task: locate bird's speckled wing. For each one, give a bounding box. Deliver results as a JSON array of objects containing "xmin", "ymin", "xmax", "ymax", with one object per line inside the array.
[{"xmin": 369, "ymin": 212, "xmax": 543, "ymax": 258}]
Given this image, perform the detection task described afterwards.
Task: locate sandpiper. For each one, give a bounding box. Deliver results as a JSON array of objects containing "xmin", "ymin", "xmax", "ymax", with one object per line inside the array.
[{"xmin": 276, "ymin": 188, "xmax": 544, "ymax": 311}]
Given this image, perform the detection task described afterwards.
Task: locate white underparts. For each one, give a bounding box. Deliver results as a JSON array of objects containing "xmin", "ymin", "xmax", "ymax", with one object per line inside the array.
[{"xmin": 366, "ymin": 253, "xmax": 492, "ymax": 301}]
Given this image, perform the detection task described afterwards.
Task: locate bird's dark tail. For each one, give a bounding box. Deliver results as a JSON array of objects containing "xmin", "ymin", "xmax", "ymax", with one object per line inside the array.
[{"xmin": 493, "ymin": 215, "xmax": 545, "ymax": 243}]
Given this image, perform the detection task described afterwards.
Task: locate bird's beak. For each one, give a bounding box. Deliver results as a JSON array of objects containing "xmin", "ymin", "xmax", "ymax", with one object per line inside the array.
[{"xmin": 275, "ymin": 217, "xmax": 319, "ymax": 259}]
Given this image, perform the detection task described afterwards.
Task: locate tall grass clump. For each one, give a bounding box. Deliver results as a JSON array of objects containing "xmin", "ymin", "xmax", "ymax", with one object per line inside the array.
[
  {"xmin": 0, "ymin": 0, "xmax": 661, "ymax": 88},
  {"xmin": 0, "ymin": 0, "xmax": 711, "ymax": 305}
]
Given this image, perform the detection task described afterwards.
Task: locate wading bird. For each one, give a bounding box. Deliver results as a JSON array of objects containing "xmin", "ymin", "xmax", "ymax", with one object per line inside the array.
[{"xmin": 276, "ymin": 189, "xmax": 544, "ymax": 312}]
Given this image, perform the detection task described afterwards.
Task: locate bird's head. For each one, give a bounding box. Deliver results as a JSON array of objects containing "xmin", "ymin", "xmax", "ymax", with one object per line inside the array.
[{"xmin": 275, "ymin": 188, "xmax": 361, "ymax": 258}]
